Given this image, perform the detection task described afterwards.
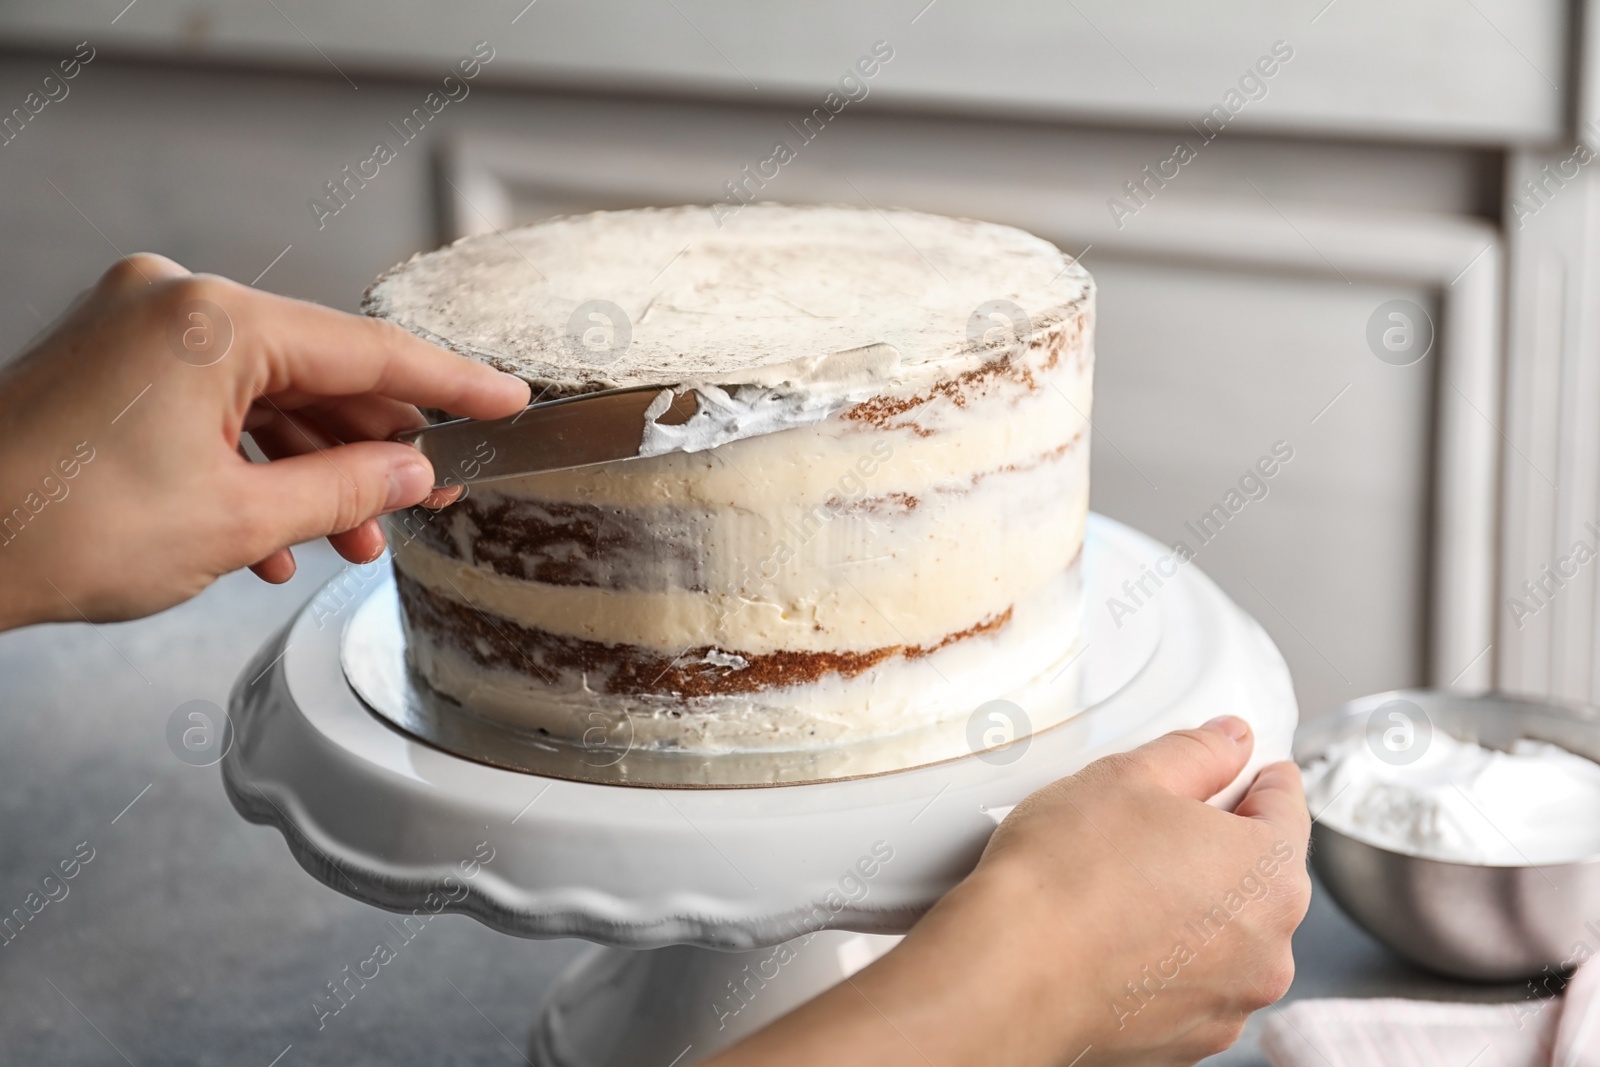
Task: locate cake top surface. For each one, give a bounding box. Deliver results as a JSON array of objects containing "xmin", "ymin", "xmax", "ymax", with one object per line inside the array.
[{"xmin": 364, "ymin": 204, "xmax": 1092, "ymax": 394}]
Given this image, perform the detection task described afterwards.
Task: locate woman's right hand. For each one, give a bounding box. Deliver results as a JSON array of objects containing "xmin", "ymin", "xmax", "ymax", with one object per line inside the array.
[{"xmin": 708, "ymin": 716, "xmax": 1311, "ymax": 1067}]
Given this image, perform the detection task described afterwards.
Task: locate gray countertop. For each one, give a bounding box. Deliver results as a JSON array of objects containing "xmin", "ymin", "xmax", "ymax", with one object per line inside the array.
[{"xmin": 0, "ymin": 543, "xmax": 1526, "ymax": 1066}]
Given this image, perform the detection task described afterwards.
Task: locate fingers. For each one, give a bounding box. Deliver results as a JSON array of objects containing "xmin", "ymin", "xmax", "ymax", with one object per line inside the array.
[
  {"xmin": 232, "ymin": 440, "xmax": 434, "ymax": 561},
  {"xmin": 304, "ymin": 394, "xmax": 429, "ymax": 441},
  {"xmin": 227, "ymin": 285, "xmax": 531, "ymax": 419},
  {"xmin": 329, "ymin": 519, "xmax": 388, "ymax": 565},
  {"xmin": 245, "ymin": 402, "xmax": 337, "ymax": 459},
  {"xmin": 1123, "ymin": 716, "xmax": 1255, "ymax": 801},
  {"xmin": 245, "ymin": 407, "xmax": 397, "ymax": 565},
  {"xmin": 242, "ymin": 392, "xmax": 426, "ymax": 443},
  {"xmin": 249, "ymin": 547, "xmax": 297, "ymax": 584},
  {"xmin": 247, "ymin": 525, "xmax": 384, "ymax": 583},
  {"xmin": 1233, "ymin": 761, "xmax": 1310, "ymax": 841},
  {"xmin": 104, "ymin": 263, "xmax": 528, "ymax": 421}
]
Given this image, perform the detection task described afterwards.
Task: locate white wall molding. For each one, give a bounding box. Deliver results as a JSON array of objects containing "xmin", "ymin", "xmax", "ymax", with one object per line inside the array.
[{"xmin": 1499, "ymin": 148, "xmax": 1600, "ymax": 702}]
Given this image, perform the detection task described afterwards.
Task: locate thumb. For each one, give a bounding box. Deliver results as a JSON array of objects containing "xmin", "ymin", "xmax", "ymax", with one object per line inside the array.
[
  {"xmin": 1123, "ymin": 716, "xmax": 1255, "ymax": 801},
  {"xmin": 235, "ymin": 440, "xmax": 433, "ymax": 558}
]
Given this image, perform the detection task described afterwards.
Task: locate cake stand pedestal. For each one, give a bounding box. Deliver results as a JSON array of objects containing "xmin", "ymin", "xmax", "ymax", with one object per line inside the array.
[{"xmin": 223, "ymin": 515, "xmax": 1297, "ymax": 1066}]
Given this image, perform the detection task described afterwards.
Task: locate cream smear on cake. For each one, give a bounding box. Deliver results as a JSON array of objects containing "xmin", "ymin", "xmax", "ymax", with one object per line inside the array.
[{"xmin": 638, "ymin": 343, "xmax": 902, "ymax": 458}]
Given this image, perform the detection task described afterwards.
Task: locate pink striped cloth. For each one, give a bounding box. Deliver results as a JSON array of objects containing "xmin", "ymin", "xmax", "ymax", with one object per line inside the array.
[{"xmin": 1262, "ymin": 962, "xmax": 1600, "ymax": 1067}]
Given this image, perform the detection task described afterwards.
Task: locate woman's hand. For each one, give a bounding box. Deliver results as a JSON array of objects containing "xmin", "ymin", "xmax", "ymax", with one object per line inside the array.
[
  {"xmin": 710, "ymin": 717, "xmax": 1311, "ymax": 1067},
  {"xmin": 0, "ymin": 254, "xmax": 529, "ymax": 630}
]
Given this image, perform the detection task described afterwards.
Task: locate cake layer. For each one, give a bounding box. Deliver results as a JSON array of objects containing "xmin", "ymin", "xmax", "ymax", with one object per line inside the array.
[
  {"xmin": 398, "ymin": 325, "xmax": 1091, "ymax": 510},
  {"xmin": 396, "ymin": 557, "xmax": 1084, "ymax": 751},
  {"xmin": 388, "ymin": 441, "xmax": 1087, "ymax": 655}
]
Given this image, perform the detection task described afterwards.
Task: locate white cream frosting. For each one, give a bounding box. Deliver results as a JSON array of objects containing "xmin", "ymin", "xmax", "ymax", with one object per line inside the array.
[
  {"xmin": 1304, "ymin": 732, "xmax": 1600, "ymax": 866},
  {"xmin": 637, "ymin": 344, "xmax": 905, "ymax": 456},
  {"xmin": 363, "ymin": 205, "xmax": 1089, "ymax": 391}
]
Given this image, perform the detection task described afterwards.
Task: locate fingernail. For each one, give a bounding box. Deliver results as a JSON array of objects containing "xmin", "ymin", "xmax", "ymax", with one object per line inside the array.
[
  {"xmin": 1203, "ymin": 715, "xmax": 1250, "ymax": 743},
  {"xmin": 385, "ymin": 455, "xmax": 433, "ymax": 511},
  {"xmin": 420, "ymin": 484, "xmax": 462, "ymax": 510},
  {"xmin": 498, "ymin": 371, "xmax": 532, "ymax": 400}
]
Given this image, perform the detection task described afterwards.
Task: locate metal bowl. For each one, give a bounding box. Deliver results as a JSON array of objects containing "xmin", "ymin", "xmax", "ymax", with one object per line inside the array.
[{"xmin": 1295, "ymin": 689, "xmax": 1600, "ymax": 981}]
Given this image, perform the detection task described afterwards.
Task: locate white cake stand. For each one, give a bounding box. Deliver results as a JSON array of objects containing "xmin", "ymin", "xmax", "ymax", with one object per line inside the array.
[{"xmin": 223, "ymin": 514, "xmax": 1297, "ymax": 1066}]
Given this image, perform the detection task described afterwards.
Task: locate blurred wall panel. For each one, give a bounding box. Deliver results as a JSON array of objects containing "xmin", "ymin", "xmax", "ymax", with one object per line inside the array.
[
  {"xmin": 0, "ymin": 0, "xmax": 1570, "ymax": 142},
  {"xmin": 1090, "ymin": 261, "xmax": 1434, "ymax": 718}
]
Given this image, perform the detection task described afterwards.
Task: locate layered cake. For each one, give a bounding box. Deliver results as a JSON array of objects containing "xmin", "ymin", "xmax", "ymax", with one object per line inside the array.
[{"xmin": 365, "ymin": 204, "xmax": 1094, "ymax": 752}]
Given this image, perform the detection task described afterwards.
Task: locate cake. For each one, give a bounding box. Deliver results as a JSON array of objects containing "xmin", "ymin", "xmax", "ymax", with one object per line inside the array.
[{"xmin": 365, "ymin": 204, "xmax": 1094, "ymax": 753}]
